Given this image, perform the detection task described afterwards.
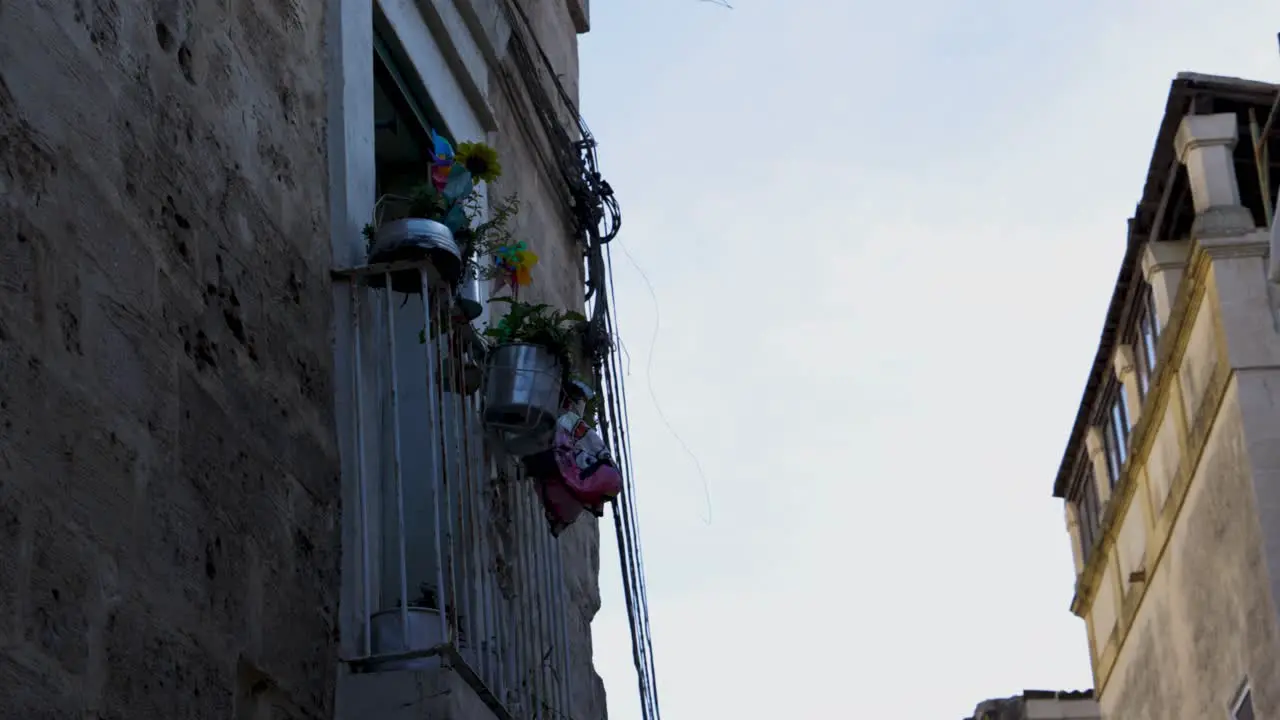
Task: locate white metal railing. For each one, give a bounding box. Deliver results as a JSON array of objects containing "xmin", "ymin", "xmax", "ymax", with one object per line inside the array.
[{"xmin": 338, "ymin": 260, "xmax": 574, "ymax": 719}]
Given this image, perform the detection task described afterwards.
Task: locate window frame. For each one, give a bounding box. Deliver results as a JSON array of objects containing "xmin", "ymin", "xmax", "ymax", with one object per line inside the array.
[
  {"xmin": 1133, "ymin": 284, "xmax": 1160, "ymax": 401},
  {"xmin": 1102, "ymin": 384, "xmax": 1130, "ymax": 488},
  {"xmin": 1231, "ymin": 682, "xmax": 1255, "ymax": 720},
  {"xmin": 1070, "ymin": 458, "xmax": 1103, "ymax": 566}
]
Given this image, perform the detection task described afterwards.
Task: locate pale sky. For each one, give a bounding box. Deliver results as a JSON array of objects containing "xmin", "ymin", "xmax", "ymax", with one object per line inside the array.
[{"xmin": 576, "ymin": 2, "xmax": 1280, "ymax": 718}]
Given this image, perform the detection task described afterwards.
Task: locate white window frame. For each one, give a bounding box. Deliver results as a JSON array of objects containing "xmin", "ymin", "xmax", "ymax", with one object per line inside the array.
[
  {"xmin": 328, "ymin": 0, "xmax": 497, "ymax": 656},
  {"xmin": 1230, "ymin": 680, "xmax": 1255, "ymax": 720}
]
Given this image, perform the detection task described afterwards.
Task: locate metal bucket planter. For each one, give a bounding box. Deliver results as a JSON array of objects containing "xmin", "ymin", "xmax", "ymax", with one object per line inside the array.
[
  {"xmin": 368, "ymin": 606, "xmax": 468, "ymax": 671},
  {"xmin": 455, "ymin": 262, "xmax": 484, "ymax": 321},
  {"xmin": 483, "ymin": 343, "xmax": 562, "ymax": 456},
  {"xmin": 367, "ymin": 218, "xmax": 462, "ymax": 294}
]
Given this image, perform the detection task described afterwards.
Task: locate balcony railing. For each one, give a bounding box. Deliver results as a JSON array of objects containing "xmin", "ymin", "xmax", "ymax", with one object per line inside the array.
[{"xmin": 335, "ymin": 260, "xmax": 573, "ymax": 719}]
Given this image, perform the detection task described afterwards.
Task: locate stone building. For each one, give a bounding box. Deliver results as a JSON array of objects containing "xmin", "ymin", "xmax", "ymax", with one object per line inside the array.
[
  {"xmin": 1053, "ymin": 72, "xmax": 1280, "ymax": 719},
  {"xmin": 0, "ymin": 0, "xmax": 639, "ymax": 718},
  {"xmin": 964, "ymin": 689, "xmax": 1099, "ymax": 720}
]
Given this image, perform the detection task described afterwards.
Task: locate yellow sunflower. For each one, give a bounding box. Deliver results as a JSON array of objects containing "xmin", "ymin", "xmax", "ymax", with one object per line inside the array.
[{"xmin": 455, "ymin": 142, "xmax": 502, "ymax": 184}]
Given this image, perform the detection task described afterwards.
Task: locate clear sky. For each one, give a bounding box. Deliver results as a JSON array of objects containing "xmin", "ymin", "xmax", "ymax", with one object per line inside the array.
[{"xmin": 576, "ymin": 1, "xmax": 1280, "ymax": 718}]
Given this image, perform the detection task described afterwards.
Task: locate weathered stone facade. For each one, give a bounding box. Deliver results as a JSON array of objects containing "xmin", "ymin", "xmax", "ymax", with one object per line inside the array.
[
  {"xmin": 0, "ymin": 0, "xmax": 606, "ymax": 717},
  {"xmin": 1054, "ymin": 74, "xmax": 1280, "ymax": 720}
]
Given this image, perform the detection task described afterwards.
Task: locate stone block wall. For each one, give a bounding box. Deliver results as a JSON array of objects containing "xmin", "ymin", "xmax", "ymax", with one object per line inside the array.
[{"xmin": 0, "ymin": 0, "xmax": 341, "ymax": 717}]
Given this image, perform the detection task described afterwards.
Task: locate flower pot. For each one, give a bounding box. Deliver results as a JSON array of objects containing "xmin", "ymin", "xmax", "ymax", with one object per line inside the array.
[
  {"xmin": 483, "ymin": 343, "xmax": 562, "ymax": 455},
  {"xmin": 367, "ymin": 218, "xmax": 462, "ymax": 293},
  {"xmin": 368, "ymin": 607, "xmax": 445, "ymax": 670},
  {"xmin": 455, "ymin": 262, "xmax": 483, "ymax": 321}
]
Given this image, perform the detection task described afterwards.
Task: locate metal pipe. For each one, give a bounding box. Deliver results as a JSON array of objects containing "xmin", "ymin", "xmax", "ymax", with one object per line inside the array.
[
  {"xmin": 421, "ymin": 274, "xmax": 450, "ymax": 650},
  {"xmin": 463, "ymin": 394, "xmax": 488, "ymax": 682},
  {"xmin": 516, "ymin": 475, "xmax": 538, "ymax": 718},
  {"xmin": 385, "ymin": 275, "xmax": 411, "ymax": 649},
  {"xmin": 438, "ymin": 292, "xmax": 461, "ymax": 653},
  {"xmin": 450, "ymin": 328, "xmax": 475, "ymax": 667},
  {"xmin": 532, "ymin": 499, "xmax": 551, "ymax": 718},
  {"xmin": 351, "ymin": 283, "xmax": 373, "ymax": 658},
  {"xmin": 553, "ymin": 538, "xmax": 573, "ymax": 715}
]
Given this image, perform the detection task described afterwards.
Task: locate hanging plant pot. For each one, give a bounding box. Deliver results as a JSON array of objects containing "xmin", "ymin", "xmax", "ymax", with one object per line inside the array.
[
  {"xmin": 455, "ymin": 262, "xmax": 484, "ymax": 321},
  {"xmin": 367, "ymin": 218, "xmax": 462, "ymax": 294},
  {"xmin": 483, "ymin": 343, "xmax": 562, "ymax": 455}
]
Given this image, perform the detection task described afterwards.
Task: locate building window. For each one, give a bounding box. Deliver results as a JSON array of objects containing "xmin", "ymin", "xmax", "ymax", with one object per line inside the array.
[
  {"xmin": 1233, "ymin": 685, "xmax": 1255, "ymax": 720},
  {"xmin": 1103, "ymin": 387, "xmax": 1130, "ymax": 487},
  {"xmin": 1134, "ymin": 285, "xmax": 1160, "ymax": 400},
  {"xmin": 1071, "ymin": 460, "xmax": 1102, "ymax": 566}
]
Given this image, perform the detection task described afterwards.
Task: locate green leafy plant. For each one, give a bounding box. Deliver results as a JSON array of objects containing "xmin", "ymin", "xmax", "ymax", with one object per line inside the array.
[
  {"xmin": 457, "ymin": 194, "xmax": 521, "ymax": 276},
  {"xmin": 483, "ymin": 297, "xmax": 586, "ymax": 385}
]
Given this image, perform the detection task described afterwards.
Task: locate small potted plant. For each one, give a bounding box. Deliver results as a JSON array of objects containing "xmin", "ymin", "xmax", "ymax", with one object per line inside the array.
[
  {"xmin": 455, "ymin": 193, "xmax": 523, "ymax": 321},
  {"xmin": 367, "ymin": 132, "xmax": 502, "ymax": 295},
  {"xmin": 481, "ymin": 297, "xmax": 585, "ymax": 455}
]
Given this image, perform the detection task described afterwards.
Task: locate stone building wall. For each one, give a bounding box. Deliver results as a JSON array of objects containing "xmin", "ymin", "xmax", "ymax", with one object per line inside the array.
[
  {"xmin": 0, "ymin": 0, "xmax": 607, "ymax": 717},
  {"xmin": 0, "ymin": 1, "xmax": 339, "ymax": 718}
]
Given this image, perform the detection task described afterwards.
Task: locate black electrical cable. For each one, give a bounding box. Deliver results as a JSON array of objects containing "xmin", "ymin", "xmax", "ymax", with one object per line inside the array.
[{"xmin": 603, "ymin": 245, "xmax": 661, "ymax": 717}]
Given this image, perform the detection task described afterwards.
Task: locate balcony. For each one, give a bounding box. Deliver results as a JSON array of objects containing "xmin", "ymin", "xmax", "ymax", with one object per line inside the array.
[{"xmin": 333, "ymin": 261, "xmax": 577, "ymax": 719}]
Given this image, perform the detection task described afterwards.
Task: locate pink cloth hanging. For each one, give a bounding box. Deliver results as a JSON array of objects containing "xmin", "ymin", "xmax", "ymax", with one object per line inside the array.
[{"xmin": 529, "ymin": 424, "xmax": 623, "ymax": 536}]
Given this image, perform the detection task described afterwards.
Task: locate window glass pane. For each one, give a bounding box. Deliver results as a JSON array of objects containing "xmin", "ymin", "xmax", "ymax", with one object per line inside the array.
[
  {"xmin": 1073, "ymin": 462, "xmax": 1101, "ymax": 563},
  {"xmin": 1105, "ymin": 430, "xmax": 1121, "ymax": 487},
  {"xmin": 1149, "ymin": 287, "xmax": 1162, "ymax": 338},
  {"xmin": 1112, "ymin": 397, "xmax": 1129, "ymax": 461},
  {"xmin": 1143, "ymin": 315, "xmax": 1158, "ymax": 372}
]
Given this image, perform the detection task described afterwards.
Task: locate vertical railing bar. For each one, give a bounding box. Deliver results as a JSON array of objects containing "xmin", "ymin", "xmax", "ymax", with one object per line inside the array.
[
  {"xmin": 456, "ymin": 379, "xmax": 476, "ymax": 669},
  {"xmin": 550, "ymin": 535, "xmax": 568, "ymax": 717},
  {"xmin": 452, "ymin": 328, "xmax": 477, "ymax": 668},
  {"xmin": 350, "ymin": 281, "xmax": 374, "ymax": 658},
  {"xmin": 517, "ymin": 473, "xmax": 537, "ymax": 719},
  {"xmin": 464, "ymin": 393, "xmax": 493, "ymax": 687},
  {"xmin": 478, "ymin": 432, "xmax": 501, "ymax": 699},
  {"xmin": 438, "ymin": 290, "xmax": 460, "ymax": 652},
  {"xmin": 548, "ymin": 523, "xmax": 564, "ymax": 717},
  {"xmin": 463, "ymin": 393, "xmax": 486, "ymax": 679},
  {"xmin": 511, "ymin": 472, "xmax": 526, "ymax": 717},
  {"xmin": 384, "ymin": 276, "xmax": 411, "ymax": 649},
  {"xmin": 483, "ymin": 432, "xmax": 500, "ymax": 697},
  {"xmin": 420, "ymin": 274, "xmax": 450, "ymax": 651},
  {"xmin": 555, "ymin": 540, "xmax": 573, "ymax": 717},
  {"xmin": 534, "ymin": 511, "xmax": 553, "ymax": 717},
  {"xmin": 501, "ymin": 472, "xmax": 517, "ymax": 712}
]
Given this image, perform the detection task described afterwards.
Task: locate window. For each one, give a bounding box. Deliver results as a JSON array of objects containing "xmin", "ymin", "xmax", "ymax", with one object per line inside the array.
[
  {"xmin": 1103, "ymin": 387, "xmax": 1130, "ymax": 488},
  {"xmin": 1233, "ymin": 684, "xmax": 1255, "ymax": 720},
  {"xmin": 1071, "ymin": 460, "xmax": 1103, "ymax": 566},
  {"xmin": 1133, "ymin": 285, "xmax": 1160, "ymax": 400}
]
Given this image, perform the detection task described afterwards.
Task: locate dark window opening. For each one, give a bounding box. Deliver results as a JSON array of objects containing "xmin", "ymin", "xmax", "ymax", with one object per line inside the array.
[
  {"xmin": 1072, "ymin": 460, "xmax": 1102, "ymax": 566},
  {"xmin": 1103, "ymin": 386, "xmax": 1130, "ymax": 488},
  {"xmin": 1134, "ymin": 284, "xmax": 1160, "ymax": 401},
  {"xmin": 373, "ymin": 35, "xmax": 448, "ymax": 197}
]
